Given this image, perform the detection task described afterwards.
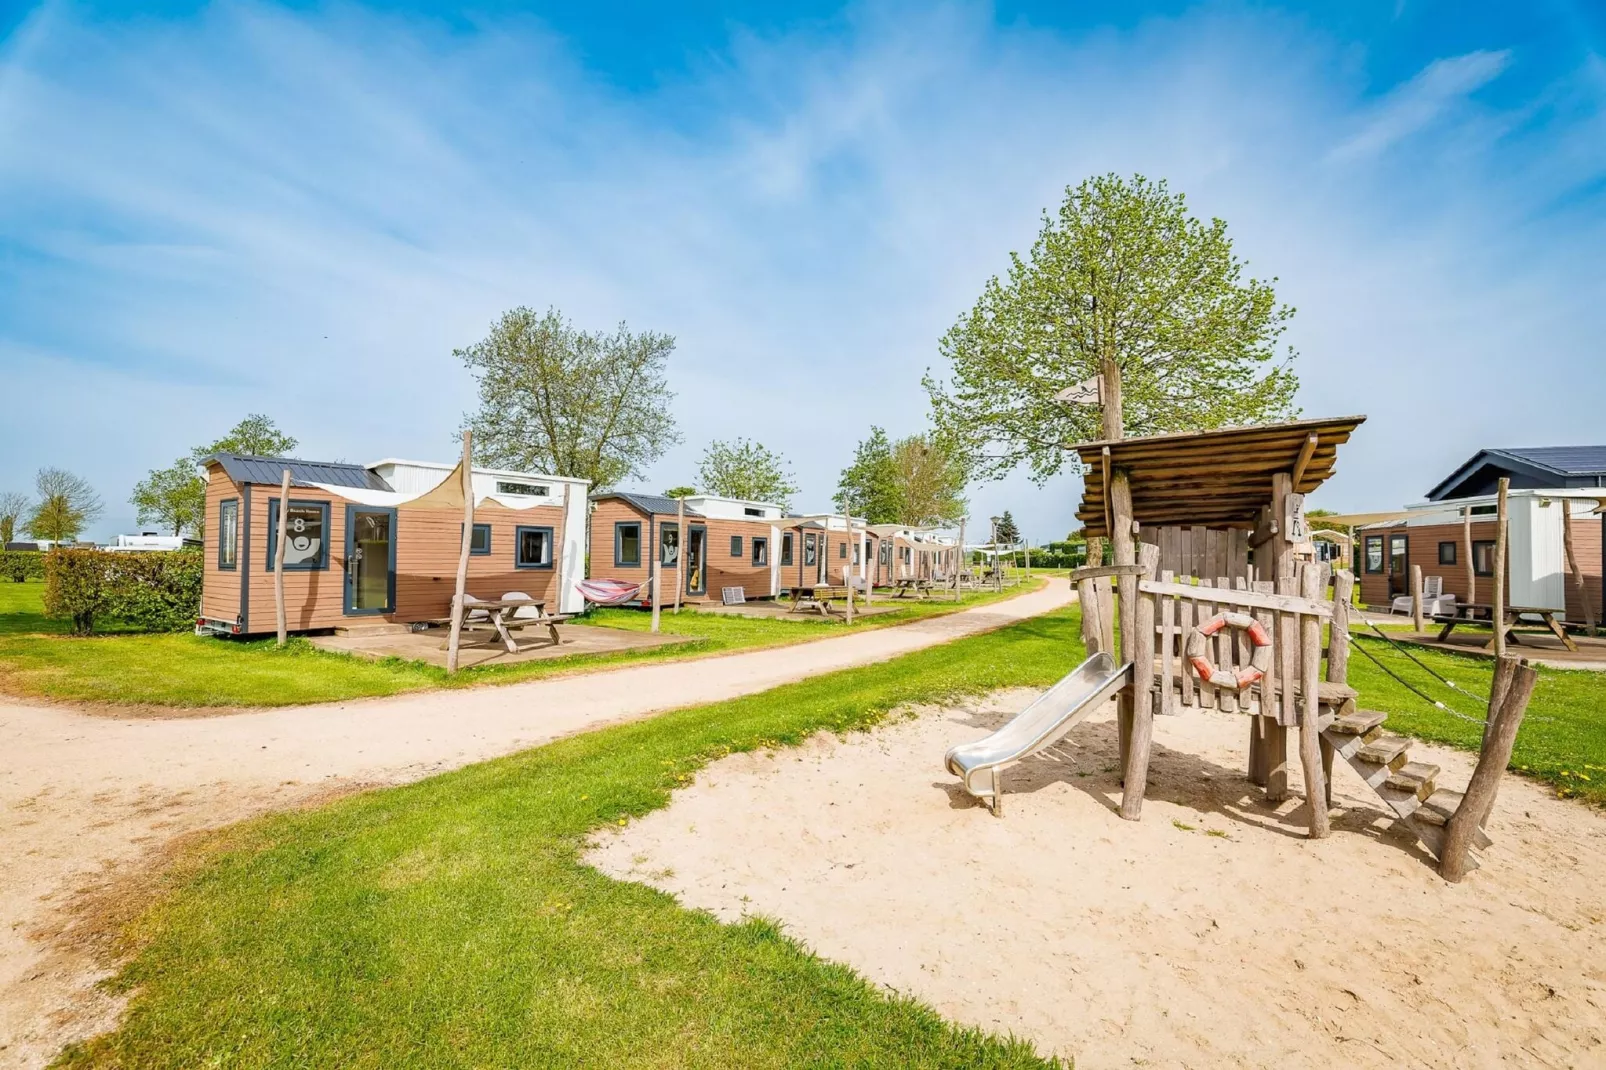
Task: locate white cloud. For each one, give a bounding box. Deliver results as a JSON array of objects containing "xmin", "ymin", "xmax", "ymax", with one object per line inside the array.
[
  {"xmin": 1329, "ymin": 49, "xmax": 1511, "ymax": 162},
  {"xmin": 0, "ymin": 4, "xmax": 1601, "ymax": 547}
]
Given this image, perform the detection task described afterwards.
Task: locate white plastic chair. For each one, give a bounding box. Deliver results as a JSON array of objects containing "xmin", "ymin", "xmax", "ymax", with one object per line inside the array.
[
  {"xmin": 1392, "ymin": 575, "xmax": 1444, "ymax": 615},
  {"xmin": 501, "ymin": 591, "xmax": 543, "ymax": 620},
  {"xmin": 461, "ymin": 593, "xmax": 490, "ymax": 622}
]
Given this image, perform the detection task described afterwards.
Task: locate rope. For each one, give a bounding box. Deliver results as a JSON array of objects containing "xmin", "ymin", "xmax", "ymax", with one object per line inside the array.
[
  {"xmin": 1357, "ymin": 616, "xmax": 1490, "ymax": 705},
  {"xmin": 1344, "ymin": 634, "xmax": 1489, "ymax": 726}
]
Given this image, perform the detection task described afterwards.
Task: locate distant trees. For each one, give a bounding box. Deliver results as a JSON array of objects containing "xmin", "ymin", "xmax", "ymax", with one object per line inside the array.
[
  {"xmin": 195, "ymin": 414, "xmax": 298, "ymax": 460},
  {"xmin": 835, "ymin": 427, "xmax": 967, "ymax": 526},
  {"xmin": 927, "ymin": 173, "xmax": 1299, "ymax": 482},
  {"xmin": 459, "ymin": 307, "xmax": 680, "ymax": 490},
  {"xmin": 696, "ymin": 439, "xmax": 798, "ymax": 508},
  {"xmin": 26, "ymin": 468, "xmax": 102, "ymax": 543},
  {"xmin": 0, "ymin": 491, "xmax": 29, "ymax": 546},
  {"xmin": 662, "ymin": 486, "xmax": 697, "ymax": 499},
  {"xmin": 125, "ymin": 415, "xmax": 300, "ymax": 540},
  {"xmin": 994, "ymin": 511, "xmax": 1021, "ymax": 546}
]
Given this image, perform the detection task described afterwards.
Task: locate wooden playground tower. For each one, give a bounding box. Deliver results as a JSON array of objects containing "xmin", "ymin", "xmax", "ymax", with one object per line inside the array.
[{"xmin": 1069, "ymin": 416, "xmax": 1531, "ymax": 879}]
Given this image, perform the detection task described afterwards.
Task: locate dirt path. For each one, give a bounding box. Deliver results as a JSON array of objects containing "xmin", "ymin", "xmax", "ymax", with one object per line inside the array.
[
  {"xmin": 0, "ymin": 581, "xmax": 1070, "ymax": 1069},
  {"xmin": 591, "ymin": 691, "xmax": 1606, "ymax": 1069}
]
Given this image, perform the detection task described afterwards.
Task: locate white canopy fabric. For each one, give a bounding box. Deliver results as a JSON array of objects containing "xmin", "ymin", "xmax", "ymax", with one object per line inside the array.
[{"xmin": 308, "ymin": 459, "xmax": 557, "ymax": 512}]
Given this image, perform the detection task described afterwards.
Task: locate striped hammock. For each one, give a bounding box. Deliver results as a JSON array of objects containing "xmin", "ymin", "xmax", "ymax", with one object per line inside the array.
[{"xmin": 576, "ymin": 578, "xmax": 646, "ymax": 606}]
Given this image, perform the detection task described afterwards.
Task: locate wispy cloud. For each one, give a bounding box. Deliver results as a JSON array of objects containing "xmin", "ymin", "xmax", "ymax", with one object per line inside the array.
[
  {"xmin": 1329, "ymin": 49, "xmax": 1511, "ymax": 161},
  {"xmin": 0, "ymin": 4, "xmax": 1601, "ymax": 543}
]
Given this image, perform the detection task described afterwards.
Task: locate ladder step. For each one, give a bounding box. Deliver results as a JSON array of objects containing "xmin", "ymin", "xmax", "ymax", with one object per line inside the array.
[
  {"xmin": 1357, "ymin": 735, "xmax": 1412, "ymax": 769},
  {"xmin": 1377, "ymin": 785, "xmax": 1424, "ymax": 819},
  {"xmin": 1387, "ymin": 762, "xmax": 1440, "ymax": 800},
  {"xmin": 1415, "ymin": 789, "xmax": 1463, "ymax": 827},
  {"xmin": 1329, "ymin": 709, "xmax": 1387, "ymax": 736}
]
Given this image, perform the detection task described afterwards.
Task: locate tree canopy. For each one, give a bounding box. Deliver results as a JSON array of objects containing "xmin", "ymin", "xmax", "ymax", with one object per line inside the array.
[
  {"xmin": 131, "ymin": 459, "xmax": 206, "ymax": 537},
  {"xmin": 926, "ymin": 173, "xmax": 1299, "ymax": 483},
  {"xmin": 835, "ymin": 427, "xmax": 967, "ymax": 526},
  {"xmin": 834, "ymin": 427, "xmax": 901, "ymax": 523},
  {"xmin": 26, "ymin": 468, "xmax": 102, "ymax": 543},
  {"xmin": 994, "ymin": 510, "xmax": 1021, "ymax": 546},
  {"xmin": 662, "ymin": 486, "xmax": 696, "ymax": 499},
  {"xmin": 194, "ymin": 414, "xmax": 299, "ymax": 461},
  {"xmin": 0, "ymin": 491, "xmax": 29, "ymax": 546},
  {"xmin": 459, "ymin": 307, "xmax": 680, "ymax": 490},
  {"xmin": 696, "ymin": 439, "xmax": 798, "ymax": 507}
]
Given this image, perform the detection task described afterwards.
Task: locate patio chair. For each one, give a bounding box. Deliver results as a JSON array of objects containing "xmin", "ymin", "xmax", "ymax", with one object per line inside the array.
[
  {"xmin": 461, "ymin": 593, "xmax": 490, "ymax": 623},
  {"xmin": 1391, "ymin": 575, "xmax": 1443, "ymax": 616},
  {"xmin": 501, "ymin": 591, "xmax": 543, "ymax": 619}
]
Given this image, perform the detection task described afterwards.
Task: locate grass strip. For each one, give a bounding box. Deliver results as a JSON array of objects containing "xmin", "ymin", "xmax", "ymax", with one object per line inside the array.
[{"xmin": 57, "ymin": 608, "xmax": 1084, "ymax": 1068}]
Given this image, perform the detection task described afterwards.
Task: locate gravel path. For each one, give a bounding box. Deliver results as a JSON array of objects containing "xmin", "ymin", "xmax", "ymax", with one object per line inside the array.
[{"xmin": 0, "ymin": 580, "xmax": 1070, "ymax": 1068}]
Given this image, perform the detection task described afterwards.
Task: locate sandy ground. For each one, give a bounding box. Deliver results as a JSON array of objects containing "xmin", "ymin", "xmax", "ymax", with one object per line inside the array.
[
  {"xmin": 0, "ymin": 579, "xmax": 1068, "ymax": 1070},
  {"xmin": 590, "ymin": 690, "xmax": 1606, "ymax": 1069}
]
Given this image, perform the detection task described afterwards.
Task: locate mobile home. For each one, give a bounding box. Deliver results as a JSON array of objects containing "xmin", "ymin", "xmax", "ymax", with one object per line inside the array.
[
  {"xmin": 198, "ymin": 453, "xmax": 588, "ymax": 635},
  {"xmin": 588, "ymin": 492, "xmax": 787, "ymax": 603}
]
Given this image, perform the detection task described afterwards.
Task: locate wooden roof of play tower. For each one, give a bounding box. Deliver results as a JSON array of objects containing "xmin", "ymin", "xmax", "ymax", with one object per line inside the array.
[{"xmin": 1073, "ymin": 415, "xmax": 1366, "ymax": 538}]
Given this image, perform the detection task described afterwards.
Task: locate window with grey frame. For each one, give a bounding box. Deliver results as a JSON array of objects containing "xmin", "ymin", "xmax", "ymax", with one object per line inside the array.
[
  {"xmin": 462, "ymin": 522, "xmax": 491, "ymax": 555},
  {"xmin": 780, "ymin": 532, "xmax": 793, "ymax": 566},
  {"xmin": 730, "ymin": 534, "xmax": 743, "ymax": 558},
  {"xmin": 1364, "ymin": 535, "xmax": 1384, "ymax": 573},
  {"xmin": 516, "ymin": 526, "xmax": 554, "ymax": 569},
  {"xmin": 1472, "ymin": 540, "xmax": 1496, "ymax": 577},
  {"xmin": 660, "ymin": 523, "xmax": 679, "ymax": 567},
  {"xmin": 1438, "ymin": 541, "xmax": 1457, "ymax": 566},
  {"xmin": 266, "ymin": 499, "xmax": 330, "ymax": 570},
  {"xmin": 217, "ymin": 498, "xmax": 238, "ymax": 569},
  {"xmin": 615, "ymin": 522, "xmax": 641, "ymax": 567},
  {"xmin": 751, "ymin": 536, "xmax": 768, "ymax": 566},
  {"xmin": 803, "ymin": 533, "xmax": 817, "ymax": 566}
]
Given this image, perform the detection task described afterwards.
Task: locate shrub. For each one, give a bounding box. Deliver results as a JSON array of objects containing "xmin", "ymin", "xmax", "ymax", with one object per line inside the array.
[
  {"xmin": 1, "ymin": 549, "xmax": 44, "ymax": 583},
  {"xmin": 43, "ymin": 548, "xmax": 203, "ymax": 635}
]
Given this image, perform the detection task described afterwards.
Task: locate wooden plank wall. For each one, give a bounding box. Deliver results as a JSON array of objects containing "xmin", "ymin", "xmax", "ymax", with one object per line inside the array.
[
  {"xmin": 1140, "ymin": 525, "xmax": 1250, "ymax": 584},
  {"xmin": 1354, "ymin": 519, "xmax": 1505, "ymax": 609},
  {"xmin": 200, "ymin": 465, "xmax": 243, "ymax": 624}
]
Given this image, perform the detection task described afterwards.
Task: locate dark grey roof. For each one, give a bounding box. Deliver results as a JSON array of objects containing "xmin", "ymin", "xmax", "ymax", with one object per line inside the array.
[
  {"xmin": 590, "ymin": 490, "xmax": 704, "ymax": 517},
  {"xmin": 1427, "ymin": 446, "xmax": 1606, "ymax": 500},
  {"xmin": 203, "ymin": 453, "xmax": 392, "ymax": 491}
]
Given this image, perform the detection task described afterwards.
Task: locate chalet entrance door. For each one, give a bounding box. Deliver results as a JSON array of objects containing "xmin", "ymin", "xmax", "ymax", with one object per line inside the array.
[
  {"xmin": 1387, "ymin": 533, "xmax": 1409, "ymax": 601},
  {"xmin": 344, "ymin": 505, "xmax": 396, "ymax": 614},
  {"xmin": 685, "ymin": 525, "xmax": 706, "ymax": 597}
]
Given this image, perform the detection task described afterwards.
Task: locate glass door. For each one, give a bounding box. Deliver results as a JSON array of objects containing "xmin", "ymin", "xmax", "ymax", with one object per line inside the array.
[
  {"xmin": 344, "ymin": 506, "xmax": 396, "ymax": 614},
  {"xmin": 1388, "ymin": 533, "xmax": 1409, "ymax": 601},
  {"xmin": 685, "ymin": 525, "xmax": 706, "ymax": 596}
]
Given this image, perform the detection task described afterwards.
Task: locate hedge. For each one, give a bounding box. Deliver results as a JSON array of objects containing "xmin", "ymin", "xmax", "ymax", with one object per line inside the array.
[
  {"xmin": 1, "ymin": 549, "xmax": 45, "ymax": 583},
  {"xmin": 43, "ymin": 548, "xmax": 203, "ymax": 635}
]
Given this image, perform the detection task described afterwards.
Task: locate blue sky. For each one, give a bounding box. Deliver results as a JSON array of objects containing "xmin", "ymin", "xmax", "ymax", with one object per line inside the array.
[{"xmin": 2, "ymin": 1, "xmax": 1603, "ymax": 544}]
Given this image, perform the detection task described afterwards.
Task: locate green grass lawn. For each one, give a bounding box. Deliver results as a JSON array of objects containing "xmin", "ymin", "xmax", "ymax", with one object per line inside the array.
[
  {"xmin": 58, "ymin": 608, "xmax": 1085, "ymax": 1069},
  {"xmin": 0, "ymin": 579, "xmax": 1042, "ymax": 710}
]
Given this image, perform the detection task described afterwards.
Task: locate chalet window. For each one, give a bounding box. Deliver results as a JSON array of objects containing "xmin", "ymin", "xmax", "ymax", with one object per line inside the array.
[
  {"xmin": 880, "ymin": 542, "xmax": 892, "ymax": 566},
  {"xmin": 730, "ymin": 535, "xmax": 744, "ymax": 558},
  {"xmin": 460, "ymin": 522, "xmax": 492, "ymax": 555},
  {"xmin": 660, "ymin": 524, "xmax": 679, "ymax": 567},
  {"xmin": 266, "ymin": 499, "xmax": 329, "ymax": 570},
  {"xmin": 839, "ymin": 541, "xmax": 846, "ymax": 559},
  {"xmin": 781, "ymin": 533, "xmax": 793, "ymax": 566},
  {"xmin": 615, "ymin": 522, "xmax": 641, "ymax": 567},
  {"xmin": 853, "ymin": 543, "xmax": 860, "ymax": 565},
  {"xmin": 1363, "ymin": 535, "xmax": 1384, "ymax": 574},
  {"xmin": 515, "ymin": 526, "xmax": 554, "ymax": 569},
  {"xmin": 496, "ymin": 481, "xmax": 549, "ymax": 497},
  {"xmin": 752, "ymin": 537, "xmax": 768, "ymax": 566},
  {"xmin": 1472, "ymin": 540, "xmax": 1496, "ymax": 577},
  {"xmin": 217, "ymin": 499, "xmax": 238, "ymax": 570},
  {"xmin": 1438, "ymin": 541, "xmax": 1457, "ymax": 566},
  {"xmin": 803, "ymin": 533, "xmax": 817, "ymax": 566},
  {"xmin": 744, "ymin": 507, "xmax": 762, "ymax": 517}
]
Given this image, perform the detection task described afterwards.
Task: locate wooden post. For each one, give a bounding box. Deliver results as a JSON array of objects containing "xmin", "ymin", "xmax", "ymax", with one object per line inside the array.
[
  {"xmin": 445, "ymin": 431, "xmax": 474, "ymax": 675},
  {"xmin": 1440, "ymin": 656, "xmax": 1538, "ymax": 883},
  {"xmin": 1299, "ymin": 563, "xmax": 1329, "ymax": 838},
  {"xmin": 1120, "ymin": 543, "xmax": 1160, "ymax": 820},
  {"xmin": 1493, "ymin": 478, "xmax": 1510, "ymax": 658},
  {"xmin": 1462, "ymin": 505, "xmax": 1476, "ymax": 607},
  {"xmin": 273, "ymin": 468, "xmax": 290, "ymax": 647},
  {"xmin": 844, "ymin": 509, "xmax": 855, "ymax": 624},
  {"xmin": 1024, "ymin": 540, "xmax": 1031, "ymax": 579},
  {"xmin": 1411, "ymin": 563, "xmax": 1424, "ymax": 633},
  {"xmin": 1562, "ymin": 503, "xmax": 1597, "ymax": 635},
  {"xmin": 955, "ymin": 518, "xmax": 965, "ymax": 601},
  {"xmin": 650, "ymin": 561, "xmax": 661, "ymax": 634},
  {"xmin": 1110, "ymin": 471, "xmax": 1137, "ymax": 779},
  {"xmin": 1322, "ymin": 569, "xmax": 1355, "ymax": 811},
  {"xmin": 674, "ymin": 496, "xmax": 685, "ymax": 614}
]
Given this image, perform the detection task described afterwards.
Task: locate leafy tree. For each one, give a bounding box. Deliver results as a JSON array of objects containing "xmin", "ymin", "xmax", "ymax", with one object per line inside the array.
[
  {"xmin": 131, "ymin": 458, "xmax": 207, "ymax": 536},
  {"xmin": 994, "ymin": 510, "xmax": 1021, "ymax": 545},
  {"xmin": 194, "ymin": 414, "xmax": 299, "ymax": 460},
  {"xmin": 696, "ymin": 439, "xmax": 798, "ymax": 507},
  {"xmin": 834, "ymin": 427, "xmax": 902, "ymax": 523},
  {"xmin": 662, "ymin": 486, "xmax": 697, "ymax": 499},
  {"xmin": 0, "ymin": 491, "xmax": 30, "ymax": 546},
  {"xmin": 890, "ymin": 433, "xmax": 967, "ymax": 526},
  {"xmin": 926, "ymin": 173, "xmax": 1299, "ymax": 483},
  {"xmin": 459, "ymin": 307, "xmax": 680, "ymax": 490},
  {"xmin": 26, "ymin": 468, "xmax": 102, "ymax": 543}
]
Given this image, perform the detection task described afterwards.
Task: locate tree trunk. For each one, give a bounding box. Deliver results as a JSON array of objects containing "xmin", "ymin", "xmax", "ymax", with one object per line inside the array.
[
  {"xmin": 274, "ymin": 469, "xmax": 290, "ymax": 648},
  {"xmin": 445, "ymin": 432, "xmax": 475, "ymax": 674},
  {"xmin": 1099, "ymin": 358, "xmax": 1123, "ymax": 441},
  {"xmin": 1493, "ymin": 478, "xmax": 1509, "ymax": 659}
]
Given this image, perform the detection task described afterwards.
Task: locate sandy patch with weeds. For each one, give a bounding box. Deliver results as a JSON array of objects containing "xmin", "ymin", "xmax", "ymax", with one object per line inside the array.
[{"xmin": 588, "ymin": 690, "xmax": 1606, "ymax": 1069}]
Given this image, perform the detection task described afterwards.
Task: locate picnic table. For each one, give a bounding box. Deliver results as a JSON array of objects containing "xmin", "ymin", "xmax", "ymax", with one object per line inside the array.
[
  {"xmin": 785, "ymin": 585, "xmax": 837, "ymax": 617},
  {"xmin": 1433, "ymin": 602, "xmax": 1578, "ymax": 653},
  {"xmin": 456, "ymin": 597, "xmax": 572, "ymax": 653},
  {"xmin": 892, "ymin": 578, "xmax": 932, "ymax": 599}
]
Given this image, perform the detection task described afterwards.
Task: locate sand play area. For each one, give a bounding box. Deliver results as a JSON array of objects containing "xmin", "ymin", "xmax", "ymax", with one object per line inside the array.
[{"xmin": 589, "ymin": 691, "xmax": 1606, "ymax": 1068}]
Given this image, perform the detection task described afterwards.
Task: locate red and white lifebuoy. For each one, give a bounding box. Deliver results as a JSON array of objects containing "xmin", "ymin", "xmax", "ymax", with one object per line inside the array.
[{"xmin": 1185, "ymin": 612, "xmax": 1273, "ymax": 691}]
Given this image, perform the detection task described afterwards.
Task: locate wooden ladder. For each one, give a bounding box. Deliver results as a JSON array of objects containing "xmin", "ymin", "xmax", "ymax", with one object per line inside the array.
[{"xmin": 1321, "ymin": 708, "xmax": 1492, "ymax": 870}]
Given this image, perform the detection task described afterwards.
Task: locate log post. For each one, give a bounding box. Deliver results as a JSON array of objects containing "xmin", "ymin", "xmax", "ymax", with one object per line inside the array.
[
  {"xmin": 1411, "ymin": 564, "xmax": 1424, "ymax": 632},
  {"xmin": 1120, "ymin": 542, "xmax": 1160, "ymax": 820},
  {"xmin": 674, "ymin": 495, "xmax": 685, "ymax": 614},
  {"xmin": 955, "ymin": 517, "xmax": 965, "ymax": 601},
  {"xmin": 445, "ymin": 431, "xmax": 474, "ymax": 674},
  {"xmin": 1562, "ymin": 503, "xmax": 1596, "ymax": 635},
  {"xmin": 274, "ymin": 468, "xmax": 290, "ymax": 647},
  {"xmin": 1440, "ymin": 656, "xmax": 1538, "ymax": 883},
  {"xmin": 650, "ymin": 560, "xmax": 661, "ymax": 634},
  {"xmin": 1111, "ymin": 473, "xmax": 1137, "ymax": 781},
  {"xmin": 1324, "ymin": 569, "xmax": 1354, "ymax": 811},
  {"xmin": 1493, "ymin": 478, "xmax": 1510, "ymax": 658},
  {"xmin": 1462, "ymin": 506, "xmax": 1476, "ymax": 607},
  {"xmin": 1299, "ymin": 563, "xmax": 1329, "ymax": 837},
  {"xmin": 844, "ymin": 508, "xmax": 855, "ymax": 624}
]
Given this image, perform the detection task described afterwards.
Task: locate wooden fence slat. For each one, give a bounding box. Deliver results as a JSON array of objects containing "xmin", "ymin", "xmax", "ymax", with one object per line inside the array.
[
  {"xmin": 1158, "ymin": 570, "xmax": 1175, "ymax": 716},
  {"xmin": 1178, "ymin": 591, "xmax": 1195, "ymax": 707},
  {"xmin": 1234, "ymin": 576, "xmax": 1252, "ymax": 712},
  {"xmin": 1191, "ymin": 525, "xmax": 1207, "ymax": 580},
  {"xmin": 1137, "ymin": 580, "xmax": 1333, "ymax": 617},
  {"xmin": 1214, "ymin": 576, "xmax": 1233, "ymax": 711},
  {"xmin": 1277, "ymin": 573, "xmax": 1298, "ymax": 727}
]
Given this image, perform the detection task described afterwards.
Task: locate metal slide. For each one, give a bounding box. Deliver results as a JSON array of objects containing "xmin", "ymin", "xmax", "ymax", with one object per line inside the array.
[{"xmin": 944, "ymin": 651, "xmax": 1132, "ymax": 815}]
